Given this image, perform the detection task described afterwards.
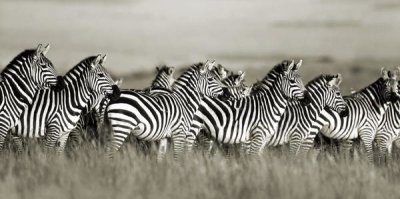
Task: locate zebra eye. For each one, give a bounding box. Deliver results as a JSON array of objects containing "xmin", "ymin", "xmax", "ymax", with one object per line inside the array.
[
  {"xmin": 289, "ymin": 79, "xmax": 296, "ymax": 83},
  {"xmin": 98, "ymin": 73, "xmax": 105, "ymax": 78}
]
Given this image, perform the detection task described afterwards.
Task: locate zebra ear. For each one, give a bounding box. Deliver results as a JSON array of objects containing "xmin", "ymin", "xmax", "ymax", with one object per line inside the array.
[
  {"xmin": 336, "ymin": 74, "xmax": 343, "ymax": 86},
  {"xmin": 238, "ymin": 71, "xmax": 245, "ymax": 80},
  {"xmin": 201, "ymin": 60, "xmax": 215, "ymax": 73},
  {"xmin": 42, "ymin": 44, "xmax": 50, "ymax": 56},
  {"xmin": 293, "ymin": 60, "xmax": 303, "ymax": 71},
  {"xmin": 218, "ymin": 64, "xmax": 227, "ymax": 79},
  {"xmin": 381, "ymin": 68, "xmax": 389, "ymax": 80},
  {"xmin": 35, "ymin": 44, "xmax": 43, "ymax": 58},
  {"xmin": 243, "ymin": 85, "xmax": 252, "ymax": 96},
  {"xmin": 327, "ymin": 76, "xmax": 336, "ymax": 87},
  {"xmin": 115, "ymin": 78, "xmax": 123, "ymax": 87},
  {"xmin": 91, "ymin": 54, "xmax": 102, "ymax": 69},
  {"xmin": 350, "ymin": 88, "xmax": 357, "ymax": 94},
  {"xmin": 236, "ymin": 71, "xmax": 246, "ymax": 85},
  {"xmin": 284, "ymin": 60, "xmax": 295, "ymax": 73},
  {"xmin": 167, "ymin": 67, "xmax": 174, "ymax": 75},
  {"xmin": 99, "ymin": 54, "xmax": 107, "ymax": 66}
]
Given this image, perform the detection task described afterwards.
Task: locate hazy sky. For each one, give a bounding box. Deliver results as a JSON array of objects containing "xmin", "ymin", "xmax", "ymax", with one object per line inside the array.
[{"xmin": 1, "ymin": 0, "xmax": 400, "ymax": 74}]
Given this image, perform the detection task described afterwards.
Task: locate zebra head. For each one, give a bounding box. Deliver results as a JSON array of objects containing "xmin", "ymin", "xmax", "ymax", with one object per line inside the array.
[
  {"xmin": 219, "ymin": 84, "xmax": 252, "ymax": 100},
  {"xmin": 279, "ymin": 60, "xmax": 310, "ymax": 106},
  {"xmin": 221, "ymin": 70, "xmax": 246, "ymax": 87},
  {"xmin": 323, "ymin": 74, "xmax": 349, "ymax": 117},
  {"xmin": 30, "ymin": 44, "xmax": 59, "ymax": 89},
  {"xmin": 211, "ymin": 63, "xmax": 229, "ymax": 81},
  {"xmin": 153, "ymin": 65, "xmax": 175, "ymax": 89},
  {"xmin": 87, "ymin": 54, "xmax": 120, "ymax": 100},
  {"xmin": 381, "ymin": 68, "xmax": 399, "ymax": 103},
  {"xmin": 219, "ymin": 71, "xmax": 249, "ymax": 100},
  {"xmin": 198, "ymin": 60, "xmax": 224, "ymax": 97}
]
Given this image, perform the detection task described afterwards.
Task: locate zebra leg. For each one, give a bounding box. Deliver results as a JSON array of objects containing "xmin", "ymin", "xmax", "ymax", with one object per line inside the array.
[
  {"xmin": 375, "ymin": 134, "xmax": 391, "ymax": 165},
  {"xmin": 186, "ymin": 133, "xmax": 197, "ymax": 153},
  {"xmin": 204, "ymin": 139, "xmax": 214, "ymax": 155},
  {"xmin": 55, "ymin": 132, "xmax": 71, "ymax": 154},
  {"xmin": 338, "ymin": 140, "xmax": 353, "ymax": 161},
  {"xmin": 157, "ymin": 138, "xmax": 168, "ymax": 161},
  {"xmin": 44, "ymin": 126, "xmax": 61, "ymax": 153},
  {"xmin": 249, "ymin": 130, "xmax": 267, "ymax": 157},
  {"xmin": 297, "ymin": 136, "xmax": 316, "ymax": 158},
  {"xmin": 359, "ymin": 131, "xmax": 375, "ymax": 163},
  {"xmin": 172, "ymin": 129, "xmax": 186, "ymax": 160},
  {"xmin": 67, "ymin": 128, "xmax": 81, "ymax": 150},
  {"xmin": 241, "ymin": 140, "xmax": 251, "ymax": 156},
  {"xmin": 289, "ymin": 131, "xmax": 304, "ymax": 157},
  {"xmin": 107, "ymin": 127, "xmax": 131, "ymax": 158},
  {"xmin": 197, "ymin": 132, "xmax": 214, "ymax": 155},
  {"xmin": 12, "ymin": 136, "xmax": 23, "ymax": 156},
  {"xmin": 0, "ymin": 124, "xmax": 10, "ymax": 152}
]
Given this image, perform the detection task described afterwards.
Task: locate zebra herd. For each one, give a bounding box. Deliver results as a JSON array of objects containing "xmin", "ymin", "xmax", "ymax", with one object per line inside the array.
[{"xmin": 2, "ymin": 44, "xmax": 400, "ymax": 164}]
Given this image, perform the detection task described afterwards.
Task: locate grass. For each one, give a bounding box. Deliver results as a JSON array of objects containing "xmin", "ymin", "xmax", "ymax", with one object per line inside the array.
[{"xmin": 0, "ymin": 140, "xmax": 400, "ymax": 199}]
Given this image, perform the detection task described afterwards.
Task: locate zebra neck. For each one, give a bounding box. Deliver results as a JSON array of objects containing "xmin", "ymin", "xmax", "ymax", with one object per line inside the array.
[
  {"xmin": 151, "ymin": 75, "xmax": 171, "ymax": 90},
  {"xmin": 307, "ymin": 95, "xmax": 325, "ymax": 122},
  {"xmin": 260, "ymin": 77, "xmax": 288, "ymax": 116},
  {"xmin": 355, "ymin": 82, "xmax": 388, "ymax": 114},
  {"xmin": 306, "ymin": 84, "xmax": 327, "ymax": 121},
  {"xmin": 172, "ymin": 81, "xmax": 202, "ymax": 115},
  {"xmin": 2, "ymin": 63, "xmax": 37, "ymax": 105},
  {"xmin": 62, "ymin": 77, "xmax": 92, "ymax": 113}
]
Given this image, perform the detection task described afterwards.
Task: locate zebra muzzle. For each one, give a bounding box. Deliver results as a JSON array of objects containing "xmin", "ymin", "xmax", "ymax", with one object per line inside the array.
[
  {"xmin": 109, "ymin": 85, "xmax": 121, "ymax": 101},
  {"xmin": 389, "ymin": 93, "xmax": 400, "ymax": 103},
  {"xmin": 300, "ymin": 91, "xmax": 312, "ymax": 106},
  {"xmin": 339, "ymin": 107, "xmax": 349, "ymax": 117},
  {"xmin": 52, "ymin": 76, "xmax": 66, "ymax": 91}
]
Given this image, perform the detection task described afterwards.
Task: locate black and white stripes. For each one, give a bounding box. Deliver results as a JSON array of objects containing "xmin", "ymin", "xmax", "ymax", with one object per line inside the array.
[
  {"xmin": 186, "ymin": 60, "xmax": 310, "ymax": 156},
  {"xmin": 0, "ymin": 44, "xmax": 59, "ymax": 151},
  {"xmin": 106, "ymin": 61, "xmax": 224, "ymax": 158},
  {"xmin": 11, "ymin": 54, "xmax": 117, "ymax": 152}
]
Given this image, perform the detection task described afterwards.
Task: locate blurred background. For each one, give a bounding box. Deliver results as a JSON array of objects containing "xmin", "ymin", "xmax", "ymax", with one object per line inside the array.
[{"xmin": 1, "ymin": 0, "xmax": 400, "ymax": 91}]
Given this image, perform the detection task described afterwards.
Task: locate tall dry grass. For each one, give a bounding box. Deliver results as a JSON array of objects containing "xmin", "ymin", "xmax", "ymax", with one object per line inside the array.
[{"xmin": 0, "ymin": 140, "xmax": 400, "ymax": 199}]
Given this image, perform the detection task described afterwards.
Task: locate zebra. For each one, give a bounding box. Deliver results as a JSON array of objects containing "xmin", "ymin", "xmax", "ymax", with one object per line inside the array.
[
  {"xmin": 67, "ymin": 65, "xmax": 176, "ymax": 149},
  {"xmin": 65, "ymin": 79, "xmax": 124, "ymax": 149},
  {"xmin": 106, "ymin": 60, "xmax": 224, "ymax": 158},
  {"xmin": 186, "ymin": 60, "xmax": 311, "ymax": 156},
  {"xmin": 96, "ymin": 65, "xmax": 176, "ymax": 127},
  {"xmin": 266, "ymin": 74, "xmax": 349, "ymax": 156},
  {"xmin": 196, "ymin": 71, "xmax": 252, "ymax": 155},
  {"xmin": 10, "ymin": 54, "xmax": 118, "ymax": 153},
  {"xmin": 300, "ymin": 68, "xmax": 399, "ymax": 162},
  {"xmin": 0, "ymin": 44, "xmax": 60, "ymax": 151},
  {"xmin": 375, "ymin": 78, "xmax": 400, "ymax": 163}
]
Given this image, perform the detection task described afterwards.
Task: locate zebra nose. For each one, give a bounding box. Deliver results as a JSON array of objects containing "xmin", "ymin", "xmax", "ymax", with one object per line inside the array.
[
  {"xmin": 339, "ymin": 107, "xmax": 349, "ymax": 117},
  {"xmin": 109, "ymin": 85, "xmax": 121, "ymax": 101},
  {"xmin": 52, "ymin": 76, "xmax": 65, "ymax": 91},
  {"xmin": 388, "ymin": 93, "xmax": 400, "ymax": 103},
  {"xmin": 300, "ymin": 91, "xmax": 312, "ymax": 106}
]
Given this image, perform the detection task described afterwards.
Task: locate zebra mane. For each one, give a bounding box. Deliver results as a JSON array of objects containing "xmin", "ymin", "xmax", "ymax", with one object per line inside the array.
[
  {"xmin": 152, "ymin": 65, "xmax": 173, "ymax": 88},
  {"xmin": 251, "ymin": 60, "xmax": 292, "ymax": 93},
  {"xmin": 349, "ymin": 77, "xmax": 383, "ymax": 97},
  {"xmin": 2, "ymin": 49, "xmax": 46, "ymax": 75},
  {"xmin": 63, "ymin": 56, "xmax": 97, "ymax": 81},
  {"xmin": 305, "ymin": 74, "xmax": 334, "ymax": 88},
  {"xmin": 171, "ymin": 62, "xmax": 203, "ymax": 90}
]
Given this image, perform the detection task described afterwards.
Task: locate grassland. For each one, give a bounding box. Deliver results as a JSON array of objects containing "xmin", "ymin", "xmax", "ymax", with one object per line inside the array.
[{"xmin": 0, "ymin": 143, "xmax": 399, "ymax": 199}]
